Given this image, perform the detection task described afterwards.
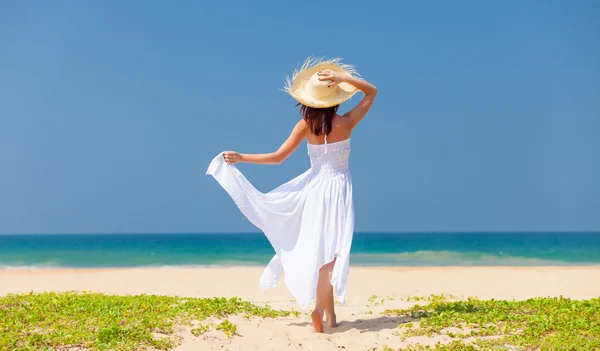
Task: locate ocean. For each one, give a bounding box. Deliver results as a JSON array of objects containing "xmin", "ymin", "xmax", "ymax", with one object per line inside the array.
[{"xmin": 0, "ymin": 232, "xmax": 599, "ymax": 268}]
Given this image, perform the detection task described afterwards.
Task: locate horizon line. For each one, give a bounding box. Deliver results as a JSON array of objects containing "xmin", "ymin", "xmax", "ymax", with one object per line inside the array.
[{"xmin": 1, "ymin": 230, "xmax": 599, "ymax": 236}]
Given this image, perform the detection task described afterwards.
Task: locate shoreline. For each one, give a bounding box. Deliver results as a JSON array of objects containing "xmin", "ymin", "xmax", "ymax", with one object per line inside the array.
[
  {"xmin": 1, "ymin": 262, "xmax": 599, "ymax": 271},
  {"xmin": 1, "ymin": 264, "xmax": 599, "ymax": 271},
  {"xmin": 3, "ymin": 265, "xmax": 600, "ymax": 276}
]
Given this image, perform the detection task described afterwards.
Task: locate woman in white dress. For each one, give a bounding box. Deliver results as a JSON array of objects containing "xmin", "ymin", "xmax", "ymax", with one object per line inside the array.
[{"xmin": 207, "ymin": 58, "xmax": 377, "ymax": 332}]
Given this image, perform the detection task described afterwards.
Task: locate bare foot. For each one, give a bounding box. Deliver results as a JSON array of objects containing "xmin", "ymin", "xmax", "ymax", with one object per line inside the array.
[
  {"xmin": 326, "ymin": 312, "xmax": 337, "ymax": 328},
  {"xmin": 311, "ymin": 310, "xmax": 324, "ymax": 333}
]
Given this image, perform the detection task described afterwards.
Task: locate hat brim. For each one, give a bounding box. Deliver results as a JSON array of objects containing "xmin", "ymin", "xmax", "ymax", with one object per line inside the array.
[{"xmin": 283, "ymin": 58, "xmax": 361, "ymax": 108}]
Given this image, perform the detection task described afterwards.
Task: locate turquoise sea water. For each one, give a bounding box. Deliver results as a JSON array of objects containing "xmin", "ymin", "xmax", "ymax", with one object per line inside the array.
[{"xmin": 0, "ymin": 232, "xmax": 599, "ymax": 268}]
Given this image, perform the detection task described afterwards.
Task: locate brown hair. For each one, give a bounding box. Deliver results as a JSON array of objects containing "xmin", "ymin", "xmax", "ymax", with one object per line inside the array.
[{"xmin": 298, "ymin": 103, "xmax": 340, "ymax": 136}]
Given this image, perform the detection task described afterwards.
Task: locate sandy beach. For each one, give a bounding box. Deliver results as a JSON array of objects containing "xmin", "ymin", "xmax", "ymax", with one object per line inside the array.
[{"xmin": 2, "ymin": 266, "xmax": 599, "ymax": 350}]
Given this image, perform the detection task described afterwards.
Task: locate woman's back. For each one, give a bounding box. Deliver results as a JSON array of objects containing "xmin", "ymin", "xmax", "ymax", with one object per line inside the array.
[{"xmin": 305, "ymin": 114, "xmax": 352, "ymax": 145}]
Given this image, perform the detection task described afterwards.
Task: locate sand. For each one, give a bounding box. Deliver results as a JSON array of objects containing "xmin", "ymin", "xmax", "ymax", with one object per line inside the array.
[{"xmin": 2, "ymin": 266, "xmax": 599, "ymax": 350}]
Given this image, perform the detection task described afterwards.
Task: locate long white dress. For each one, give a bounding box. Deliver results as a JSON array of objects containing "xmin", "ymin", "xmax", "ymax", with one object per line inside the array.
[{"xmin": 206, "ymin": 137, "xmax": 354, "ymax": 310}]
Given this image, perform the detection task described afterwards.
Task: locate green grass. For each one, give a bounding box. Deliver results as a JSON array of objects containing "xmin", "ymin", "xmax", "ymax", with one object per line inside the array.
[
  {"xmin": 383, "ymin": 295, "xmax": 600, "ymax": 351},
  {"xmin": 0, "ymin": 291, "xmax": 291, "ymax": 351}
]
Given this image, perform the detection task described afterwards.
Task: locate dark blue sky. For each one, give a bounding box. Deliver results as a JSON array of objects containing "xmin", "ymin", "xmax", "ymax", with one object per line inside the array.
[{"xmin": 1, "ymin": 1, "xmax": 599, "ymax": 234}]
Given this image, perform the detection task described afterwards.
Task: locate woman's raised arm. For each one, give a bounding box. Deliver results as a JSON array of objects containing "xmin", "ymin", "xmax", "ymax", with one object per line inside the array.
[
  {"xmin": 317, "ymin": 70, "xmax": 377, "ymax": 129},
  {"xmin": 223, "ymin": 119, "xmax": 307, "ymax": 165}
]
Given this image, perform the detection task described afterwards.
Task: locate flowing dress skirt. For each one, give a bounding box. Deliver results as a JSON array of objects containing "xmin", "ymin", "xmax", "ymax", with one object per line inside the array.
[{"xmin": 206, "ymin": 141, "xmax": 354, "ymax": 310}]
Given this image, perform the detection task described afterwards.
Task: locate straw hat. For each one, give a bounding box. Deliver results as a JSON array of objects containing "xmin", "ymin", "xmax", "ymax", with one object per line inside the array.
[{"xmin": 283, "ymin": 57, "xmax": 362, "ymax": 108}]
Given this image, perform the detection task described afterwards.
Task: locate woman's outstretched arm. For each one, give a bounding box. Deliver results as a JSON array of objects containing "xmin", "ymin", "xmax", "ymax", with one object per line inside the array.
[
  {"xmin": 318, "ymin": 70, "xmax": 378, "ymax": 129},
  {"xmin": 223, "ymin": 119, "xmax": 307, "ymax": 165}
]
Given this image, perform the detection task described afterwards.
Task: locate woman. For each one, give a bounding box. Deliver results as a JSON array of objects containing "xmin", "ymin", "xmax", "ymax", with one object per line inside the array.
[{"xmin": 206, "ymin": 57, "xmax": 377, "ymax": 332}]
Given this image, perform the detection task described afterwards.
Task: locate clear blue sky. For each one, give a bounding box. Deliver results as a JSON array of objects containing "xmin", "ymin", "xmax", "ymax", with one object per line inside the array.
[{"xmin": 1, "ymin": 1, "xmax": 599, "ymax": 234}]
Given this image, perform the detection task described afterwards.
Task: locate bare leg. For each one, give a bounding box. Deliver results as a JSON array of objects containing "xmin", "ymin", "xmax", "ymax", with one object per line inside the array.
[
  {"xmin": 311, "ymin": 267, "xmax": 325, "ymax": 333},
  {"xmin": 311, "ymin": 309, "xmax": 323, "ymax": 333},
  {"xmin": 323, "ymin": 259, "xmax": 337, "ymax": 328},
  {"xmin": 312, "ymin": 259, "xmax": 337, "ymax": 332}
]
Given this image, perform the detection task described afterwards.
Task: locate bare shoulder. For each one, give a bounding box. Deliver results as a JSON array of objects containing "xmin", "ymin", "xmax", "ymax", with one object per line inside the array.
[
  {"xmin": 294, "ymin": 118, "xmax": 308, "ymax": 135},
  {"xmin": 337, "ymin": 112, "xmax": 355, "ymax": 130}
]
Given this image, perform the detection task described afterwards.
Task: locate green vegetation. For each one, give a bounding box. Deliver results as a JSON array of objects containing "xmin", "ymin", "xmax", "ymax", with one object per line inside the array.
[
  {"xmin": 215, "ymin": 319, "xmax": 237, "ymax": 339},
  {"xmin": 367, "ymin": 294, "xmax": 398, "ymax": 307},
  {"xmin": 189, "ymin": 323, "xmax": 211, "ymax": 337},
  {"xmin": 0, "ymin": 291, "xmax": 291, "ymax": 351},
  {"xmin": 3, "ymin": 291, "xmax": 598, "ymax": 351},
  {"xmin": 383, "ymin": 295, "xmax": 600, "ymax": 351}
]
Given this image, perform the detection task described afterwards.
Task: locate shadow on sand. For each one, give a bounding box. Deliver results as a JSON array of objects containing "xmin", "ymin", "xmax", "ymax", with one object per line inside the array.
[{"xmin": 289, "ymin": 315, "xmax": 415, "ymax": 334}]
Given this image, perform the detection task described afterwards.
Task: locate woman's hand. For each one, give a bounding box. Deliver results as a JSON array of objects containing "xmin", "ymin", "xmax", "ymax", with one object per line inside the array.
[
  {"xmin": 223, "ymin": 151, "xmax": 242, "ymax": 165},
  {"xmin": 317, "ymin": 69, "xmax": 347, "ymax": 87}
]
